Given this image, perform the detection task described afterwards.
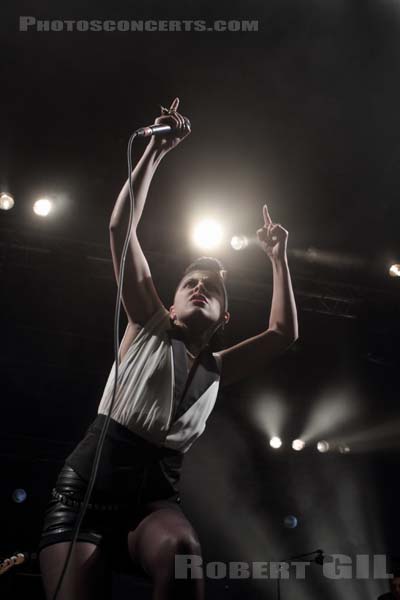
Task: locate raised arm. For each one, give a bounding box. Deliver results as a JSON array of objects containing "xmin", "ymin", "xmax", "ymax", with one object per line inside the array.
[
  {"xmin": 218, "ymin": 204, "xmax": 299, "ymax": 387},
  {"xmin": 109, "ymin": 98, "xmax": 191, "ymax": 326}
]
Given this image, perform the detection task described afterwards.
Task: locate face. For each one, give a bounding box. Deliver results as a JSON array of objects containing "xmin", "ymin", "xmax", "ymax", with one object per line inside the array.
[{"xmin": 170, "ymin": 270, "xmax": 229, "ymax": 330}]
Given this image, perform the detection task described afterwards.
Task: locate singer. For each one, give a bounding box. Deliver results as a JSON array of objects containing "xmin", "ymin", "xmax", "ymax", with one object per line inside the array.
[{"xmin": 38, "ymin": 97, "xmax": 298, "ymax": 600}]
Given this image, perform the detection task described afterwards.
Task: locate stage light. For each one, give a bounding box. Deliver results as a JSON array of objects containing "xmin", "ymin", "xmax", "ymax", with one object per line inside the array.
[
  {"xmin": 389, "ymin": 264, "xmax": 400, "ymax": 277},
  {"xmin": 0, "ymin": 192, "xmax": 14, "ymax": 211},
  {"xmin": 270, "ymin": 436, "xmax": 282, "ymax": 449},
  {"xmin": 12, "ymin": 488, "xmax": 27, "ymax": 504},
  {"xmin": 33, "ymin": 198, "xmax": 53, "ymax": 217},
  {"xmin": 251, "ymin": 394, "xmax": 288, "ymax": 441},
  {"xmin": 292, "ymin": 439, "xmax": 305, "ymax": 451},
  {"xmin": 231, "ymin": 235, "xmax": 248, "ymax": 251},
  {"xmin": 192, "ymin": 219, "xmax": 223, "ymax": 250},
  {"xmin": 300, "ymin": 388, "xmax": 358, "ymax": 444},
  {"xmin": 317, "ymin": 440, "xmax": 330, "ymax": 453},
  {"xmin": 338, "ymin": 445, "xmax": 351, "ymax": 454}
]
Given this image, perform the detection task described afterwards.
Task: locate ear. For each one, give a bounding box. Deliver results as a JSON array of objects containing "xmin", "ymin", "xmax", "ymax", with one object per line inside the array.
[{"xmin": 169, "ymin": 305, "xmax": 176, "ymax": 321}]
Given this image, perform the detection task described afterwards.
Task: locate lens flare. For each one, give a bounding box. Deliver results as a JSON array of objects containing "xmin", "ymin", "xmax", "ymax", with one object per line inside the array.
[
  {"xmin": 231, "ymin": 235, "xmax": 248, "ymax": 251},
  {"xmin": 283, "ymin": 515, "xmax": 298, "ymax": 529},
  {"xmin": 12, "ymin": 488, "xmax": 27, "ymax": 503}
]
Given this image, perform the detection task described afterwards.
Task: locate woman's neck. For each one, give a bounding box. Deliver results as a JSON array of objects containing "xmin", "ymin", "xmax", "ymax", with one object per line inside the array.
[{"xmin": 172, "ymin": 318, "xmax": 212, "ymax": 357}]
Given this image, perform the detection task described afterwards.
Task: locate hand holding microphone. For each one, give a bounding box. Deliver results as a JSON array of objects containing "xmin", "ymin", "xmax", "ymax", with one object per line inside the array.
[{"xmin": 138, "ymin": 97, "xmax": 191, "ymax": 155}]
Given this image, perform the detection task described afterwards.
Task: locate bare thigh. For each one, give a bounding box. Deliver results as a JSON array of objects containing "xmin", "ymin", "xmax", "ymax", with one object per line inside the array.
[
  {"xmin": 39, "ymin": 541, "xmax": 110, "ymax": 600},
  {"xmin": 127, "ymin": 506, "xmax": 204, "ymax": 600}
]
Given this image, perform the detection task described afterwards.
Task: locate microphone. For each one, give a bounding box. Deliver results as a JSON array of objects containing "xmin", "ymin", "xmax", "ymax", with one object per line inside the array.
[
  {"xmin": 136, "ymin": 117, "xmax": 191, "ymax": 138},
  {"xmin": 136, "ymin": 124, "xmax": 173, "ymax": 138}
]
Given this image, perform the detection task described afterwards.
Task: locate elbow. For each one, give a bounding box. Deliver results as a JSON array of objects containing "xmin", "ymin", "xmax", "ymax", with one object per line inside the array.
[
  {"xmin": 291, "ymin": 323, "xmax": 299, "ymax": 344},
  {"xmin": 109, "ymin": 217, "xmax": 123, "ymax": 232},
  {"xmin": 109, "ymin": 219, "xmax": 137, "ymax": 237},
  {"xmin": 284, "ymin": 332, "xmax": 299, "ymax": 347},
  {"xmin": 270, "ymin": 325, "xmax": 299, "ymax": 347},
  {"xmin": 109, "ymin": 216, "xmax": 119, "ymax": 232},
  {"xmin": 287, "ymin": 324, "xmax": 299, "ymax": 345}
]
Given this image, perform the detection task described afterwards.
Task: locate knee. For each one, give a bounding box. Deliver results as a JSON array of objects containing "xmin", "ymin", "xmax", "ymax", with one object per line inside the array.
[
  {"xmin": 174, "ymin": 533, "xmax": 202, "ymax": 559},
  {"xmin": 156, "ymin": 532, "xmax": 202, "ymax": 573}
]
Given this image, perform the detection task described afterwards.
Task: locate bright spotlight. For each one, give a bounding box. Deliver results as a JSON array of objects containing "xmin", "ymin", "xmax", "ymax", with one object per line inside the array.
[
  {"xmin": 0, "ymin": 192, "xmax": 14, "ymax": 211},
  {"xmin": 231, "ymin": 235, "xmax": 248, "ymax": 251},
  {"xmin": 292, "ymin": 439, "xmax": 305, "ymax": 451},
  {"xmin": 317, "ymin": 440, "xmax": 330, "ymax": 453},
  {"xmin": 192, "ymin": 219, "xmax": 223, "ymax": 250},
  {"xmin": 33, "ymin": 198, "xmax": 53, "ymax": 217},
  {"xmin": 270, "ymin": 436, "xmax": 282, "ymax": 449},
  {"xmin": 389, "ymin": 264, "xmax": 400, "ymax": 278}
]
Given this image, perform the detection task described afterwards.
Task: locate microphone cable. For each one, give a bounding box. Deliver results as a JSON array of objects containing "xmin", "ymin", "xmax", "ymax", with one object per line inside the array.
[{"xmin": 51, "ymin": 130, "xmax": 139, "ymax": 600}]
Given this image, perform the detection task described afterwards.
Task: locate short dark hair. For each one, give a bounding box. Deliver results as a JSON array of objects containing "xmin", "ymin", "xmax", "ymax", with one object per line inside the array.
[{"xmin": 182, "ymin": 256, "xmax": 228, "ymax": 311}]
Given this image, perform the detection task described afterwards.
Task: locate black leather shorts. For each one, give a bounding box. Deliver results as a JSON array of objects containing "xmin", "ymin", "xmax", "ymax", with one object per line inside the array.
[{"xmin": 38, "ymin": 416, "xmax": 184, "ymax": 570}]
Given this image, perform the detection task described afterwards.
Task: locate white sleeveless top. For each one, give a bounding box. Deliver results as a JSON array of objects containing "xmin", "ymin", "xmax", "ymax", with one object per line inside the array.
[{"xmin": 98, "ymin": 306, "xmax": 222, "ymax": 453}]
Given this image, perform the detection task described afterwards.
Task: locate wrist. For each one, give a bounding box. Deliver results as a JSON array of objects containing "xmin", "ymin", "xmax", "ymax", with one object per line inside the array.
[
  {"xmin": 143, "ymin": 143, "xmax": 167, "ymax": 167},
  {"xmin": 270, "ymin": 254, "xmax": 288, "ymax": 269},
  {"xmin": 145, "ymin": 136, "xmax": 168, "ymax": 162}
]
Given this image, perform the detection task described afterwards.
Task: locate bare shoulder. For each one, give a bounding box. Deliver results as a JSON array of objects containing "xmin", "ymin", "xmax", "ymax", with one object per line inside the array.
[{"xmin": 118, "ymin": 306, "xmax": 170, "ymax": 363}]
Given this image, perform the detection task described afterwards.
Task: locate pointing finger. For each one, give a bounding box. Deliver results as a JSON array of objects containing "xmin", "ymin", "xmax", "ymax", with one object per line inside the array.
[
  {"xmin": 170, "ymin": 97, "xmax": 180, "ymax": 111},
  {"xmin": 263, "ymin": 204, "xmax": 273, "ymax": 227}
]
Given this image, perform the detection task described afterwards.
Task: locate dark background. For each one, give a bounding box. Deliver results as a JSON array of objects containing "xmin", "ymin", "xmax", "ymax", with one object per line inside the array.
[{"xmin": 1, "ymin": 1, "xmax": 400, "ymax": 598}]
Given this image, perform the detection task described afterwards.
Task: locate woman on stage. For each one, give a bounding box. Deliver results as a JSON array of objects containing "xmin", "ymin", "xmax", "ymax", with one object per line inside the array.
[{"xmin": 38, "ymin": 97, "xmax": 298, "ymax": 600}]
